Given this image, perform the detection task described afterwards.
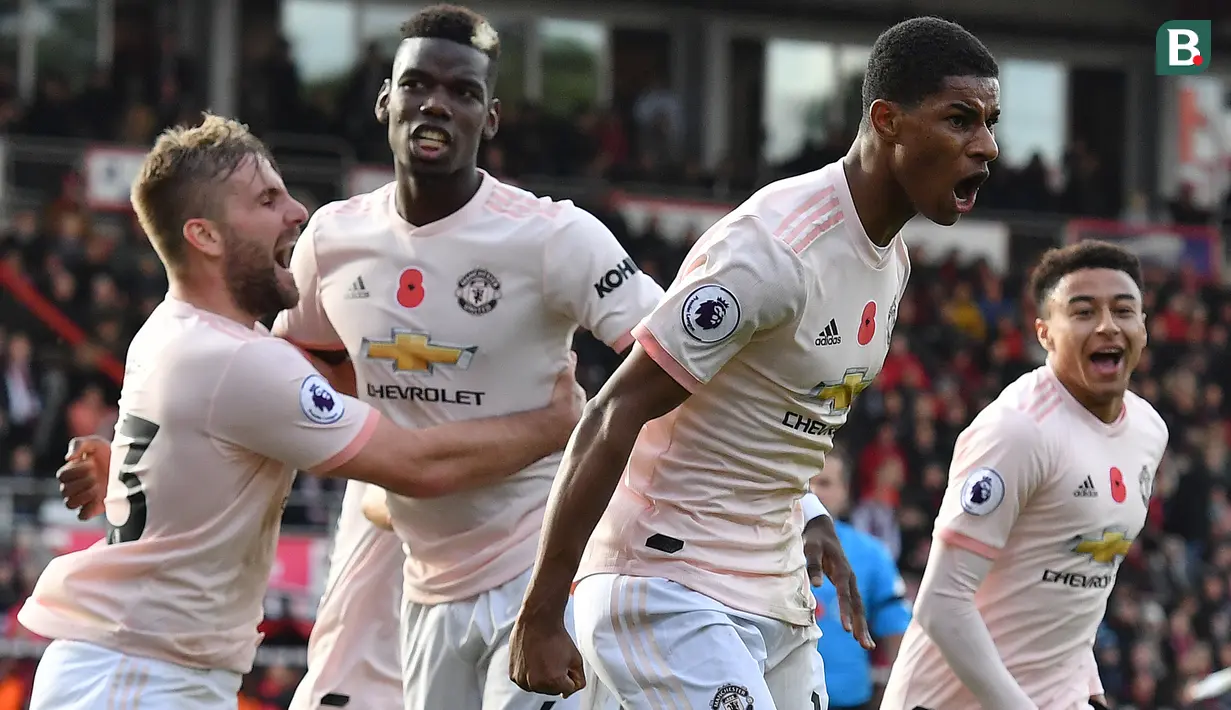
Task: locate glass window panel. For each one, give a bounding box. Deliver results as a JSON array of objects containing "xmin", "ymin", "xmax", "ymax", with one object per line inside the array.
[
  {"xmin": 0, "ymin": 0, "xmax": 21, "ymax": 70},
  {"xmin": 359, "ymin": 3, "xmax": 416, "ymax": 57},
  {"xmin": 998, "ymin": 59, "xmax": 1068, "ymax": 167},
  {"xmin": 32, "ymin": 0, "xmax": 96, "ymax": 81},
  {"xmin": 834, "ymin": 45, "xmax": 871, "ymax": 135},
  {"xmin": 762, "ymin": 39, "xmax": 838, "ymax": 163},
  {"xmin": 282, "ymin": 0, "xmax": 357, "ymax": 86},
  {"xmin": 539, "ymin": 18, "xmax": 604, "ymax": 115},
  {"xmin": 493, "ymin": 21, "xmax": 525, "ymax": 104}
]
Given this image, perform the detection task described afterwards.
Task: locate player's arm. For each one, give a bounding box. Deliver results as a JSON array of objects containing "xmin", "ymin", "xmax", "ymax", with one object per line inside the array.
[
  {"xmin": 56, "ymin": 435, "xmax": 112, "ymax": 520},
  {"xmin": 209, "ymin": 339, "xmax": 583, "ymax": 499},
  {"xmin": 802, "ymin": 494, "xmax": 874, "ymax": 648},
  {"xmin": 542, "ymin": 208, "xmax": 664, "ymax": 353},
  {"xmin": 518, "ymin": 216, "xmax": 804, "ymax": 620},
  {"xmin": 360, "ymin": 483, "xmax": 394, "ymax": 531},
  {"xmin": 270, "ymin": 212, "xmax": 356, "ymax": 388},
  {"xmin": 297, "ymin": 345, "xmax": 357, "ymax": 396},
  {"xmin": 914, "ymin": 407, "xmax": 1048, "ymax": 709}
]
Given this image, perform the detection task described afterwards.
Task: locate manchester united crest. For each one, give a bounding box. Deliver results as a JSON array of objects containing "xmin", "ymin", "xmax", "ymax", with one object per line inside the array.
[
  {"xmin": 455, "ymin": 268, "xmax": 502, "ymax": 315},
  {"xmin": 1139, "ymin": 465, "xmax": 1153, "ymax": 507},
  {"xmin": 711, "ymin": 684, "xmax": 754, "ymax": 709},
  {"xmin": 886, "ymin": 297, "xmax": 899, "ymax": 346}
]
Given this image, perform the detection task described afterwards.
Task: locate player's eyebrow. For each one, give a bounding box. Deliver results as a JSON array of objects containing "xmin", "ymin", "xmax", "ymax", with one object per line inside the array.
[
  {"xmin": 948, "ymin": 102, "xmax": 979, "ymax": 117},
  {"xmin": 1067, "ymin": 294, "xmax": 1139, "ymax": 305},
  {"xmin": 256, "ymin": 185, "xmax": 281, "ymax": 203},
  {"xmin": 949, "ymin": 101, "xmax": 998, "ymax": 123},
  {"xmin": 396, "ymin": 67, "xmax": 429, "ymax": 82},
  {"xmin": 397, "ymin": 67, "xmax": 484, "ymax": 91}
]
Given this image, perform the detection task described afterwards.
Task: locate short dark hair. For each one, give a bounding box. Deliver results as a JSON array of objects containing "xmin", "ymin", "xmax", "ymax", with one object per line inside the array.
[
  {"xmin": 1028, "ymin": 240, "xmax": 1144, "ymax": 314},
  {"xmin": 132, "ymin": 113, "xmax": 273, "ymax": 272},
  {"xmin": 401, "ymin": 4, "xmax": 500, "ymax": 83},
  {"xmin": 861, "ymin": 16, "xmax": 999, "ymax": 113}
]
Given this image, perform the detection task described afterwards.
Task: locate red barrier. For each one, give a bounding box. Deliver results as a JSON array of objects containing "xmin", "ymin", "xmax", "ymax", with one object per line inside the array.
[{"xmin": 0, "ymin": 262, "xmax": 124, "ymax": 385}]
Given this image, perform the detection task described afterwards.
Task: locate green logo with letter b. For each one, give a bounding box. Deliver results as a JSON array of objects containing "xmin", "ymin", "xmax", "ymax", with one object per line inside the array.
[{"xmin": 1156, "ymin": 20, "xmax": 1211, "ymax": 75}]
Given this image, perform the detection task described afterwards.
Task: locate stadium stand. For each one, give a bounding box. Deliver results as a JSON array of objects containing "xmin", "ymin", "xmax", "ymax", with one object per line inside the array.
[{"xmin": 0, "ymin": 32, "xmax": 1227, "ymax": 710}]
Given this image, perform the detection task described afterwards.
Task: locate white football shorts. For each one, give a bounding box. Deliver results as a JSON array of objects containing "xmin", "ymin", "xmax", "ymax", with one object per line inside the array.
[
  {"xmin": 573, "ymin": 573, "xmax": 827, "ymax": 710},
  {"xmin": 29, "ymin": 639, "xmax": 242, "ymax": 710}
]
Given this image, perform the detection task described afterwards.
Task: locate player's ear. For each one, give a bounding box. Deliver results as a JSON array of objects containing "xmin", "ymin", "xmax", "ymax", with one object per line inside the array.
[
  {"xmin": 868, "ymin": 99, "xmax": 902, "ymax": 143},
  {"xmin": 1034, "ymin": 317, "xmax": 1052, "ymax": 353},
  {"xmin": 483, "ymin": 97, "xmax": 500, "ymax": 141},
  {"xmin": 182, "ymin": 218, "xmax": 224, "ymax": 259},
  {"xmin": 375, "ymin": 79, "xmax": 391, "ymax": 125}
]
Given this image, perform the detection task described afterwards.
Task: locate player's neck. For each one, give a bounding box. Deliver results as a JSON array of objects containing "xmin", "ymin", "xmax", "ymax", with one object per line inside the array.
[
  {"xmin": 1052, "ymin": 368, "xmax": 1125, "ymax": 424},
  {"xmin": 842, "ymin": 138, "xmax": 915, "ymax": 248},
  {"xmin": 1074, "ymin": 391, "xmax": 1124, "ymax": 424},
  {"xmin": 168, "ymin": 278, "xmax": 259, "ymax": 330},
  {"xmin": 394, "ymin": 165, "xmax": 483, "ymax": 226}
]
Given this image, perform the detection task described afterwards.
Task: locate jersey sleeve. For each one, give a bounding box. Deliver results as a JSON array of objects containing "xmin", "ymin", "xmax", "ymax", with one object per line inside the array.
[
  {"xmin": 271, "ymin": 213, "xmax": 344, "ymax": 351},
  {"xmin": 934, "ymin": 406, "xmax": 1049, "ymax": 559},
  {"xmin": 208, "ymin": 338, "xmax": 378, "ymax": 473},
  {"xmin": 868, "ymin": 543, "xmax": 912, "ymax": 638},
  {"xmin": 541, "ymin": 207, "xmax": 664, "ymax": 352},
  {"xmin": 633, "ymin": 215, "xmax": 805, "ymax": 391}
]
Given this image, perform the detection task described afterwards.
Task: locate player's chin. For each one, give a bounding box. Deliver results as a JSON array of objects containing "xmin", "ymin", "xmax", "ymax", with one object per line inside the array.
[
  {"xmin": 406, "ymin": 146, "xmax": 456, "ymax": 173},
  {"xmin": 919, "ymin": 201, "xmax": 961, "ymax": 227},
  {"xmin": 275, "ymin": 270, "xmax": 301, "ymax": 310}
]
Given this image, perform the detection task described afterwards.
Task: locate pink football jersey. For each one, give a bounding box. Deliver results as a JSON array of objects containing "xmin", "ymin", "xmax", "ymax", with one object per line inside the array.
[
  {"xmin": 577, "ymin": 161, "xmax": 910, "ymax": 627},
  {"xmin": 273, "ymin": 172, "xmax": 663, "ymax": 604},
  {"xmin": 290, "ymin": 481, "xmax": 402, "ymax": 709},
  {"xmin": 881, "ymin": 365, "xmax": 1168, "ymax": 709},
  {"xmin": 18, "ymin": 297, "xmax": 377, "ymax": 673}
]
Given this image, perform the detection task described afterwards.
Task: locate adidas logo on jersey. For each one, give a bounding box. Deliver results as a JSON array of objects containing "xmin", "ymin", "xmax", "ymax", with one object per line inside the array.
[
  {"xmin": 346, "ymin": 276, "xmax": 369, "ymax": 299},
  {"xmin": 1073, "ymin": 476, "xmax": 1098, "ymax": 498},
  {"xmin": 815, "ymin": 319, "xmax": 842, "ymax": 346}
]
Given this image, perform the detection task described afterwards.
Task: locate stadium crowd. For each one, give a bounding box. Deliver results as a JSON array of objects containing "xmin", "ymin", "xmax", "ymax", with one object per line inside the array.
[{"xmin": 0, "ymin": 37, "xmax": 1226, "ymax": 710}]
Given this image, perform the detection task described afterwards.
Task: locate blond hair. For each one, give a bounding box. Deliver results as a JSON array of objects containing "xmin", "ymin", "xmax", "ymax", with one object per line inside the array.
[{"xmin": 130, "ymin": 113, "xmax": 273, "ymax": 271}]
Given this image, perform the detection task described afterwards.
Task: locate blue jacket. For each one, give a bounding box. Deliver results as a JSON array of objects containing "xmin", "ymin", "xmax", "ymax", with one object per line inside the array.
[{"xmin": 813, "ymin": 520, "xmax": 912, "ymax": 707}]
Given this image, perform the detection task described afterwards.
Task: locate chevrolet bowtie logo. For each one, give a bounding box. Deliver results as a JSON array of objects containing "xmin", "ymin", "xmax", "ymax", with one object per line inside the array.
[
  {"xmin": 363, "ymin": 331, "xmax": 476, "ymax": 373},
  {"xmin": 809, "ymin": 368, "xmax": 872, "ymax": 411},
  {"xmin": 1072, "ymin": 530, "xmax": 1134, "ymax": 565}
]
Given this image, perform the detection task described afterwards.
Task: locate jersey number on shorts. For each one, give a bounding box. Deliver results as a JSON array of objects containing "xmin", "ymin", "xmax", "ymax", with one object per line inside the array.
[{"xmin": 106, "ymin": 414, "xmax": 160, "ymax": 545}]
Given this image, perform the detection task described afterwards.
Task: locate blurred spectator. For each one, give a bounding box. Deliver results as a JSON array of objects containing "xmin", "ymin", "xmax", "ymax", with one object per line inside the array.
[
  {"xmin": 3, "ymin": 334, "xmax": 41, "ymax": 447},
  {"xmin": 64, "ymin": 384, "xmax": 117, "ymax": 440}
]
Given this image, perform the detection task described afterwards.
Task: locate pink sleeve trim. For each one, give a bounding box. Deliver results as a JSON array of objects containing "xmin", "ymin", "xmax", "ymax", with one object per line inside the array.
[
  {"xmin": 611, "ymin": 330, "xmax": 635, "ymax": 354},
  {"xmin": 632, "ymin": 324, "xmax": 701, "ymax": 394},
  {"xmin": 938, "ymin": 528, "xmax": 1002, "ymax": 561},
  {"xmin": 311, "ymin": 409, "xmax": 380, "ymax": 474}
]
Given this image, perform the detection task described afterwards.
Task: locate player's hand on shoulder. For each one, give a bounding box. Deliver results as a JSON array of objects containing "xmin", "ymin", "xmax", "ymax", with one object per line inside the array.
[
  {"xmin": 508, "ymin": 612, "xmax": 586, "ymax": 698},
  {"xmin": 546, "ymin": 351, "xmax": 587, "ymax": 449},
  {"xmin": 804, "ymin": 515, "xmax": 875, "ymax": 651},
  {"xmin": 57, "ymin": 436, "xmax": 110, "ymax": 521}
]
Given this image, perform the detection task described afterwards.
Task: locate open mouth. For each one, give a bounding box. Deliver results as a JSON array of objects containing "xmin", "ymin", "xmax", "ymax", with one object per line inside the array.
[
  {"xmin": 411, "ymin": 126, "xmax": 451, "ymax": 157},
  {"xmin": 274, "ymin": 241, "xmax": 295, "ymax": 270},
  {"xmin": 1088, "ymin": 346, "xmax": 1125, "ymax": 376},
  {"xmin": 953, "ymin": 171, "xmax": 989, "ymax": 213}
]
